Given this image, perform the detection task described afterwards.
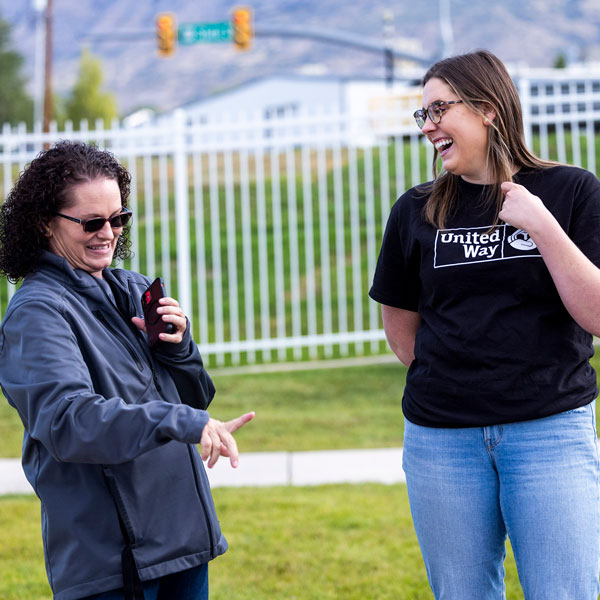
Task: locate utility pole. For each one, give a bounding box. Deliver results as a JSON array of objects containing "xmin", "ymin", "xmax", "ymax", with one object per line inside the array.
[
  {"xmin": 382, "ymin": 10, "xmax": 394, "ymax": 88},
  {"xmin": 32, "ymin": 0, "xmax": 47, "ymax": 129},
  {"xmin": 439, "ymin": 0, "xmax": 454, "ymax": 58},
  {"xmin": 43, "ymin": 0, "xmax": 53, "ymax": 134}
]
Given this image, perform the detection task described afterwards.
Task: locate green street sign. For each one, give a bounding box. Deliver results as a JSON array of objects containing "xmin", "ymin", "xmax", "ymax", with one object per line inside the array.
[{"xmin": 178, "ymin": 21, "xmax": 232, "ymax": 44}]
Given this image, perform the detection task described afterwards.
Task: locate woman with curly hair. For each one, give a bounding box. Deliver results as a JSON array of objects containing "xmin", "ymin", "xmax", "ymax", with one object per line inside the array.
[{"xmin": 0, "ymin": 141, "xmax": 254, "ymax": 600}]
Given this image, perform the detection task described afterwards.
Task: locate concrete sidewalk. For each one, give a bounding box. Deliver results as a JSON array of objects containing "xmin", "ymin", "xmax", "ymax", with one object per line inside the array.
[{"xmin": 0, "ymin": 447, "xmax": 406, "ymax": 495}]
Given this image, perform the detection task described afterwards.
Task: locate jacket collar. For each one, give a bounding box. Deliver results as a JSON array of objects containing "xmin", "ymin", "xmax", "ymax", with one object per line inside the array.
[
  {"xmin": 35, "ymin": 250, "xmax": 112, "ymax": 290},
  {"xmin": 30, "ymin": 252, "xmax": 139, "ymax": 317}
]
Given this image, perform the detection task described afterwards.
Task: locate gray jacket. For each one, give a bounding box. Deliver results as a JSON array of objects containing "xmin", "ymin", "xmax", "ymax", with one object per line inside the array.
[{"xmin": 0, "ymin": 251, "xmax": 227, "ymax": 600}]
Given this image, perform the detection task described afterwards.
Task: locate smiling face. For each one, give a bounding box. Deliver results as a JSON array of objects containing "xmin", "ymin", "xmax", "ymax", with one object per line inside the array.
[
  {"xmin": 421, "ymin": 77, "xmax": 494, "ymax": 185},
  {"xmin": 45, "ymin": 178, "xmax": 124, "ymax": 279}
]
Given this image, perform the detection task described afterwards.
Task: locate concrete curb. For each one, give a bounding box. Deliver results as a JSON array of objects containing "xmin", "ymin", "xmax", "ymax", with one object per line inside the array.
[
  {"xmin": 0, "ymin": 458, "xmax": 34, "ymax": 495},
  {"xmin": 207, "ymin": 447, "xmax": 405, "ymax": 487},
  {"xmin": 0, "ymin": 448, "xmax": 406, "ymax": 495},
  {"xmin": 209, "ymin": 354, "xmax": 400, "ymax": 377}
]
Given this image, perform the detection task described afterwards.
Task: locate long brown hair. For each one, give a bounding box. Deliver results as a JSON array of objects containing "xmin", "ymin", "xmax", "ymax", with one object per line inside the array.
[{"xmin": 420, "ymin": 49, "xmax": 554, "ymax": 229}]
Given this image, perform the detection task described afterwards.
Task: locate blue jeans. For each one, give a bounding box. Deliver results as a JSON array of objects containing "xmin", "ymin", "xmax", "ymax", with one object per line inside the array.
[
  {"xmin": 403, "ymin": 402, "xmax": 600, "ymax": 600},
  {"xmin": 81, "ymin": 563, "xmax": 208, "ymax": 600}
]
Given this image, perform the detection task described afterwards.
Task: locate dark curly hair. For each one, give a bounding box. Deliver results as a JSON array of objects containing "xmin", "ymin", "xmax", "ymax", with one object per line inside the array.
[{"xmin": 0, "ymin": 140, "xmax": 132, "ymax": 282}]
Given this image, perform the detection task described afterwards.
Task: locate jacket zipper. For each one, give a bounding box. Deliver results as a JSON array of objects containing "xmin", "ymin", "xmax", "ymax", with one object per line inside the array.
[
  {"xmin": 93, "ymin": 310, "xmax": 145, "ymax": 372},
  {"xmin": 102, "ymin": 467, "xmax": 145, "ymax": 600},
  {"xmin": 97, "ymin": 277, "xmax": 165, "ymax": 393}
]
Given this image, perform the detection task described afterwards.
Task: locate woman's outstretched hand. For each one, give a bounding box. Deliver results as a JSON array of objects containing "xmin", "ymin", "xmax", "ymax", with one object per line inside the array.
[{"xmin": 201, "ymin": 412, "xmax": 255, "ymax": 469}]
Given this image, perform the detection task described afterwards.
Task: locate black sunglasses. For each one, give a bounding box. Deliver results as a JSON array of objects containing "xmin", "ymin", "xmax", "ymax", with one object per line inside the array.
[
  {"xmin": 413, "ymin": 100, "xmax": 463, "ymax": 130},
  {"xmin": 54, "ymin": 208, "xmax": 132, "ymax": 233}
]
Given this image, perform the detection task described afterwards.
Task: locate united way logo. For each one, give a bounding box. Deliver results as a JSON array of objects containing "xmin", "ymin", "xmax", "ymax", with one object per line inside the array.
[
  {"xmin": 507, "ymin": 229, "xmax": 537, "ymax": 251},
  {"xmin": 434, "ymin": 225, "xmax": 541, "ymax": 268}
]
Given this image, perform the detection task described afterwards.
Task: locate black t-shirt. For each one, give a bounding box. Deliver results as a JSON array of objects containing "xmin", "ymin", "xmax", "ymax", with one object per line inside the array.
[{"xmin": 370, "ymin": 165, "xmax": 600, "ymax": 427}]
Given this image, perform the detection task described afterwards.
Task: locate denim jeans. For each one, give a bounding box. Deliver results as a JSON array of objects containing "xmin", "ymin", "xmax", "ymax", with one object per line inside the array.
[
  {"xmin": 403, "ymin": 402, "xmax": 600, "ymax": 600},
  {"xmin": 81, "ymin": 563, "xmax": 208, "ymax": 600}
]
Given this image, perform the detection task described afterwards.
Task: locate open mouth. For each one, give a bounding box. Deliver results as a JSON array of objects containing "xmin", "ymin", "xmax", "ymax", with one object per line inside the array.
[
  {"xmin": 434, "ymin": 138, "xmax": 453, "ymax": 154},
  {"xmin": 87, "ymin": 244, "xmax": 111, "ymax": 253}
]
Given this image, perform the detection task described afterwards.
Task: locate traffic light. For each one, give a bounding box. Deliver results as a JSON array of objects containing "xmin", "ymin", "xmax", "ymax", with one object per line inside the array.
[
  {"xmin": 231, "ymin": 6, "xmax": 253, "ymax": 51},
  {"xmin": 156, "ymin": 13, "xmax": 177, "ymax": 57}
]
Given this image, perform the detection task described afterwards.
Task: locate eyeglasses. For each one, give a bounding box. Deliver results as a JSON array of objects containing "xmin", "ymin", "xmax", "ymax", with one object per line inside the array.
[
  {"xmin": 54, "ymin": 208, "xmax": 132, "ymax": 233},
  {"xmin": 413, "ymin": 100, "xmax": 464, "ymax": 130}
]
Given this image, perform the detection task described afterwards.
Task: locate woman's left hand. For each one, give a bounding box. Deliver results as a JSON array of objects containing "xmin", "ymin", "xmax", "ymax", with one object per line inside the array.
[
  {"xmin": 499, "ymin": 181, "xmax": 552, "ymax": 234},
  {"xmin": 131, "ymin": 297, "xmax": 188, "ymax": 344}
]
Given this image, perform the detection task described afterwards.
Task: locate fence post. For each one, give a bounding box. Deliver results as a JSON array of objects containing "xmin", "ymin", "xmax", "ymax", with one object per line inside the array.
[
  {"xmin": 518, "ymin": 75, "xmax": 533, "ymax": 149},
  {"xmin": 173, "ymin": 109, "xmax": 192, "ymax": 319}
]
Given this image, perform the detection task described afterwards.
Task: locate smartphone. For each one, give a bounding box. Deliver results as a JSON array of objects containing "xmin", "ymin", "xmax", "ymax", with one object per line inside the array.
[{"xmin": 141, "ymin": 277, "xmax": 176, "ymax": 346}]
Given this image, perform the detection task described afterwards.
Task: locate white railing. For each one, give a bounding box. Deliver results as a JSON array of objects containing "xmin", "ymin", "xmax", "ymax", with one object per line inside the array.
[{"xmin": 2, "ymin": 73, "xmax": 600, "ymax": 367}]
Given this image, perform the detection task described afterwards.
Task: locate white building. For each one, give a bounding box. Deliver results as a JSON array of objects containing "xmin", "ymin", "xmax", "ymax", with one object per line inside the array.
[{"xmin": 152, "ymin": 73, "xmax": 424, "ymax": 146}]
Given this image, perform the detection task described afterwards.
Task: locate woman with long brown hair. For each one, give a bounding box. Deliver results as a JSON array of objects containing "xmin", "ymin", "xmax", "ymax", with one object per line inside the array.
[{"xmin": 370, "ymin": 50, "xmax": 600, "ymax": 599}]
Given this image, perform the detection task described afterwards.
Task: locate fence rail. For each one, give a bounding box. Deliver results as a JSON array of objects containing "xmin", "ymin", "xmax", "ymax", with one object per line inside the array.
[{"xmin": 2, "ymin": 73, "xmax": 600, "ymax": 367}]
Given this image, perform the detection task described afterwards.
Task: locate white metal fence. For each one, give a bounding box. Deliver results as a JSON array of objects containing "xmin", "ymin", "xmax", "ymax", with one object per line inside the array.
[{"xmin": 2, "ymin": 71, "xmax": 600, "ymax": 367}]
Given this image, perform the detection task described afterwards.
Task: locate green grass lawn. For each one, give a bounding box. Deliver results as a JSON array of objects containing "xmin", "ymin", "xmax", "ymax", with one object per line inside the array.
[{"xmin": 0, "ymin": 485, "xmax": 526, "ymax": 600}]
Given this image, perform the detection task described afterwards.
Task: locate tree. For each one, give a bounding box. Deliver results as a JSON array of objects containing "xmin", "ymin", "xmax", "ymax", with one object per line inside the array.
[
  {"xmin": 554, "ymin": 52, "xmax": 567, "ymax": 69},
  {"xmin": 0, "ymin": 17, "xmax": 34, "ymax": 127},
  {"xmin": 65, "ymin": 48, "xmax": 119, "ymax": 128}
]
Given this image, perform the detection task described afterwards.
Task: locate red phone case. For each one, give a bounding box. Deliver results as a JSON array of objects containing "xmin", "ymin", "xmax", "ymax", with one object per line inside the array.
[{"xmin": 141, "ymin": 278, "xmax": 174, "ymax": 346}]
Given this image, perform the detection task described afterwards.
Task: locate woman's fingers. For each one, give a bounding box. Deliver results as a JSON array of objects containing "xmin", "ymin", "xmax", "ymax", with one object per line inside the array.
[
  {"xmin": 200, "ymin": 420, "xmax": 223, "ymax": 468},
  {"xmin": 200, "ymin": 413, "xmax": 255, "ymax": 469},
  {"xmin": 155, "ymin": 297, "xmax": 186, "ymax": 342},
  {"xmin": 225, "ymin": 411, "xmax": 256, "ymax": 433}
]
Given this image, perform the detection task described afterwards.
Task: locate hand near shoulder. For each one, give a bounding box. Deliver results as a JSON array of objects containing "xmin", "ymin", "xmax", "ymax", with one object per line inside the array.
[
  {"xmin": 201, "ymin": 412, "xmax": 255, "ymax": 469},
  {"xmin": 498, "ymin": 181, "xmax": 556, "ymax": 236}
]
